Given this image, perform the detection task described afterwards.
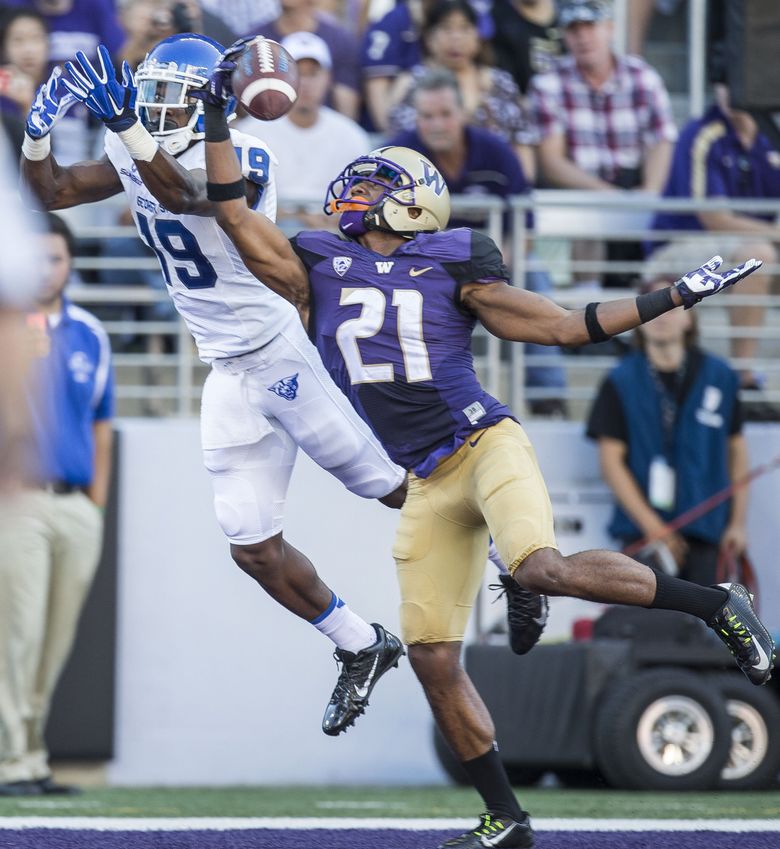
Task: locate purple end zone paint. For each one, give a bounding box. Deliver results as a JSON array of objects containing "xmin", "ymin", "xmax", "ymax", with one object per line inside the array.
[{"xmin": 1, "ymin": 831, "xmax": 779, "ymax": 849}]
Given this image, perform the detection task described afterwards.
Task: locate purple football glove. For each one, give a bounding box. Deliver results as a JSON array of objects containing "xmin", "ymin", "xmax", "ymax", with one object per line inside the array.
[{"xmin": 675, "ymin": 255, "xmax": 763, "ymax": 309}]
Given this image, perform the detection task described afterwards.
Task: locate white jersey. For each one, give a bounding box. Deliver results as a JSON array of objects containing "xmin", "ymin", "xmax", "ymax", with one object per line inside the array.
[{"xmin": 104, "ymin": 129, "xmax": 298, "ymax": 362}]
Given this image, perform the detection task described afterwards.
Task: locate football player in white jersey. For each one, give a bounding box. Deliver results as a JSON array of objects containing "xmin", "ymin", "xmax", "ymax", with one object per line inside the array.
[{"xmin": 20, "ymin": 35, "xmax": 406, "ymax": 737}]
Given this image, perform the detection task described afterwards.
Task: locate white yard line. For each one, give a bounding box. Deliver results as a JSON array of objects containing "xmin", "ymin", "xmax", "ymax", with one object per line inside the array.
[{"xmin": 0, "ymin": 817, "xmax": 778, "ymax": 831}]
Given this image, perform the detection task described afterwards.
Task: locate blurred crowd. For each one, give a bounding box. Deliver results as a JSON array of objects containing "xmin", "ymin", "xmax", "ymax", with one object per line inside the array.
[{"xmin": 0, "ymin": 0, "xmax": 778, "ymax": 417}]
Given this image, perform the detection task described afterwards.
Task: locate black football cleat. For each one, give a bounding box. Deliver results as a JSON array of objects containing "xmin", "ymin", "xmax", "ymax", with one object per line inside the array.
[
  {"xmin": 322, "ymin": 623, "xmax": 404, "ymax": 736},
  {"xmin": 708, "ymin": 583, "xmax": 776, "ymax": 685},
  {"xmin": 490, "ymin": 574, "xmax": 548, "ymax": 656},
  {"xmin": 439, "ymin": 813, "xmax": 535, "ymax": 848}
]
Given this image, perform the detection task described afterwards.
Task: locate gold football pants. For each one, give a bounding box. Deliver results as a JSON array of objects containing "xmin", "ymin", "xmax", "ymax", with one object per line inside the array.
[{"xmin": 393, "ymin": 418, "xmax": 557, "ymax": 645}]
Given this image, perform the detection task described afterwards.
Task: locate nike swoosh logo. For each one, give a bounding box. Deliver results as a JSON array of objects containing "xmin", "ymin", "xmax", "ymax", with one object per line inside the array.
[
  {"xmin": 753, "ymin": 640, "xmax": 771, "ymax": 672},
  {"xmin": 409, "ymin": 266, "xmax": 433, "ymax": 277},
  {"xmin": 355, "ymin": 654, "xmax": 380, "ymax": 700},
  {"xmin": 482, "ymin": 824, "xmax": 520, "ymax": 846},
  {"xmin": 469, "ymin": 431, "xmax": 487, "ymax": 448}
]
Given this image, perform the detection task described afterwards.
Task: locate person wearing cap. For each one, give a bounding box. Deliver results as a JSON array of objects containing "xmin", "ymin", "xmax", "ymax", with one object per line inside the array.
[
  {"xmin": 244, "ymin": 0, "xmax": 362, "ymax": 120},
  {"xmin": 587, "ymin": 276, "xmax": 747, "ymax": 587},
  {"xmin": 235, "ymin": 31, "xmax": 371, "ymax": 231},
  {"xmin": 527, "ymin": 0, "xmax": 677, "ymax": 286}
]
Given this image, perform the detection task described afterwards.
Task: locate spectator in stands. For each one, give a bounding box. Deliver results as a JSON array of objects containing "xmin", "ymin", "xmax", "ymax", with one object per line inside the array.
[
  {"xmin": 243, "ymin": 0, "xmax": 361, "ymax": 120},
  {"xmin": 490, "ymin": 0, "xmax": 564, "ymax": 95},
  {"xmin": 166, "ymin": 1, "xmax": 236, "ymax": 46},
  {"xmin": 527, "ymin": 0, "xmax": 676, "ymax": 287},
  {"xmin": 647, "ymin": 81, "xmax": 780, "ymax": 397},
  {"xmin": 235, "ymin": 31, "xmax": 369, "ymax": 233},
  {"xmin": 119, "ymin": 1, "xmax": 235, "ymax": 70},
  {"xmin": 0, "ymin": 6, "xmax": 49, "ymax": 152},
  {"xmin": 587, "ymin": 277, "xmax": 747, "ymax": 586},
  {"xmin": 389, "ymin": 67, "xmax": 568, "ymax": 413},
  {"xmin": 199, "ymin": 0, "xmax": 279, "ymax": 36},
  {"xmin": 626, "ymin": 0, "xmax": 683, "ymax": 58},
  {"xmin": 386, "ymin": 0, "xmax": 535, "ymax": 180},
  {"xmin": 529, "ymin": 0, "xmax": 675, "ymax": 194},
  {"xmin": 361, "ymin": 0, "xmax": 493, "ymax": 134},
  {"xmin": 0, "ymin": 212, "xmax": 113, "ymax": 797},
  {"xmin": 2, "ymin": 0, "xmax": 126, "ymax": 164},
  {"xmin": 0, "ymin": 130, "xmax": 40, "ymax": 486},
  {"xmin": 118, "ymin": 0, "xmax": 178, "ymax": 70}
]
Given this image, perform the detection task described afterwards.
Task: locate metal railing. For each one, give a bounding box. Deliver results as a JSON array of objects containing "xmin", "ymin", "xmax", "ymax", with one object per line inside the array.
[{"xmin": 67, "ymin": 192, "xmax": 780, "ymax": 418}]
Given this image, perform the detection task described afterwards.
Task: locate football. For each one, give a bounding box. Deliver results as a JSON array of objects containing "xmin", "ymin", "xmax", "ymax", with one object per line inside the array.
[{"xmin": 231, "ymin": 37, "xmax": 299, "ymax": 121}]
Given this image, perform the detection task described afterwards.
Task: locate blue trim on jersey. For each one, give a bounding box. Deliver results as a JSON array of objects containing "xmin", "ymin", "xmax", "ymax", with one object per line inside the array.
[{"xmin": 25, "ymin": 297, "xmax": 113, "ymax": 486}]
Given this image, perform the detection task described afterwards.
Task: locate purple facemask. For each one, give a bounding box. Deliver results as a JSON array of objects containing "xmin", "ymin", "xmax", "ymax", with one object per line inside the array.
[{"xmin": 338, "ymin": 209, "xmax": 369, "ymax": 237}]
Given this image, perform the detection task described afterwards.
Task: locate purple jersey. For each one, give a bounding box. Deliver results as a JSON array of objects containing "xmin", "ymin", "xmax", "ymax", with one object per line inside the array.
[{"xmin": 291, "ymin": 227, "xmax": 515, "ymax": 477}]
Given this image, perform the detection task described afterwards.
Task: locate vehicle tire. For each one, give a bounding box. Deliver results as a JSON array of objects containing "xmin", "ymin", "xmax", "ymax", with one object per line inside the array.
[
  {"xmin": 593, "ymin": 669, "xmax": 731, "ymax": 790},
  {"xmin": 505, "ymin": 764, "xmax": 545, "ymax": 787},
  {"xmin": 553, "ymin": 768, "xmax": 607, "ymax": 789},
  {"xmin": 710, "ymin": 673, "xmax": 780, "ymax": 790}
]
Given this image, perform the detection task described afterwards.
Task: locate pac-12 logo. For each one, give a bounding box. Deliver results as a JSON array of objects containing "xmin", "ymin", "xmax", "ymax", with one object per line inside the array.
[
  {"xmin": 333, "ymin": 256, "xmax": 352, "ymax": 277},
  {"xmin": 420, "ymin": 160, "xmax": 446, "ymax": 196}
]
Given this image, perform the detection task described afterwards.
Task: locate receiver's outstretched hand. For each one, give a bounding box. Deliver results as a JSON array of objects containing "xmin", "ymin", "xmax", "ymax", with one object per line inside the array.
[{"xmin": 675, "ymin": 255, "xmax": 763, "ymax": 309}]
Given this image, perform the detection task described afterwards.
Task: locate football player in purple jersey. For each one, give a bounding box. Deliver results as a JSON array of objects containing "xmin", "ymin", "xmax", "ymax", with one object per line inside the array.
[{"xmin": 196, "ymin": 55, "xmax": 775, "ymax": 849}]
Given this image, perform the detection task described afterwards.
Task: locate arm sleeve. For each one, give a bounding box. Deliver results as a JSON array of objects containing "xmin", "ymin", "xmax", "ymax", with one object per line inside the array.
[
  {"xmin": 729, "ymin": 394, "xmax": 744, "ymax": 436},
  {"xmin": 585, "ymin": 377, "xmax": 628, "ymax": 442},
  {"xmin": 444, "ymin": 231, "xmax": 511, "ymax": 286}
]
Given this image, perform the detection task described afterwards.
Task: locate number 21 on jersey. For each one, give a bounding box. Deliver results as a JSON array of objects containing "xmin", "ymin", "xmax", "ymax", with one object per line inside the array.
[{"xmin": 336, "ymin": 287, "xmax": 432, "ymax": 384}]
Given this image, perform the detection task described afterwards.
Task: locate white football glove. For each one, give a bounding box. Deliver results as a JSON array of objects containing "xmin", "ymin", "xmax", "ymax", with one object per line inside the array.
[{"xmin": 675, "ymin": 255, "xmax": 763, "ymax": 309}]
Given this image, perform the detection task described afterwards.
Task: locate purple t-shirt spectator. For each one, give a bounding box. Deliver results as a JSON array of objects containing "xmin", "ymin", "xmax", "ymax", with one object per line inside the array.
[
  {"xmin": 245, "ymin": 16, "xmax": 360, "ymax": 94},
  {"xmin": 650, "ymin": 103, "xmax": 780, "ymax": 243},
  {"xmin": 362, "ymin": 0, "xmax": 494, "ymax": 79},
  {"xmin": 389, "ymin": 125, "xmax": 529, "ymax": 230}
]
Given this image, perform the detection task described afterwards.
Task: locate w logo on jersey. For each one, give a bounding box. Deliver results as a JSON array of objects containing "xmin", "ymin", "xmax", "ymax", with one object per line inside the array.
[
  {"xmin": 420, "ymin": 160, "xmax": 446, "ymax": 196},
  {"xmin": 268, "ymin": 373, "xmax": 299, "ymax": 400}
]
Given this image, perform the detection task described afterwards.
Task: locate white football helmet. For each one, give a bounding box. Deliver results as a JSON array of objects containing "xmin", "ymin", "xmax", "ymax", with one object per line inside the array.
[{"xmin": 324, "ymin": 146, "xmax": 451, "ymax": 235}]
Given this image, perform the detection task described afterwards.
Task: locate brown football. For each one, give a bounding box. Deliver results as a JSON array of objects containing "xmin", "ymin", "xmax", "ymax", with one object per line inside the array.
[{"xmin": 231, "ymin": 37, "xmax": 299, "ymax": 121}]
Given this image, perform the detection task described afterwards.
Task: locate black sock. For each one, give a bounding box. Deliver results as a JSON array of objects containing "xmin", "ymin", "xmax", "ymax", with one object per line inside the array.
[
  {"xmin": 460, "ymin": 744, "xmax": 525, "ymax": 823},
  {"xmin": 649, "ymin": 571, "xmax": 728, "ymax": 621}
]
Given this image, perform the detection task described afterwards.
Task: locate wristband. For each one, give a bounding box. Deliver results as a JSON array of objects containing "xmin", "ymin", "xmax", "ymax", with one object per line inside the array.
[
  {"xmin": 585, "ymin": 302, "xmax": 611, "ymax": 343},
  {"xmin": 637, "ymin": 286, "xmax": 675, "ymax": 323},
  {"xmin": 207, "ymin": 179, "xmax": 246, "ymax": 202},
  {"xmin": 117, "ymin": 121, "xmax": 157, "ymax": 163},
  {"xmin": 22, "ymin": 134, "xmax": 51, "ymax": 161},
  {"xmin": 204, "ymin": 103, "xmax": 231, "ymax": 142}
]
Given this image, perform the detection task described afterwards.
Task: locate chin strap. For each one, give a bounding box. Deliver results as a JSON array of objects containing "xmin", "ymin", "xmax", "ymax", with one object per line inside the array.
[{"xmin": 362, "ymin": 205, "xmax": 416, "ymax": 239}]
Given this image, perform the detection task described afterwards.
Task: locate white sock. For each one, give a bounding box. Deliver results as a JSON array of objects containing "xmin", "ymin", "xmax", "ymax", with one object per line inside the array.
[
  {"xmin": 488, "ymin": 541, "xmax": 509, "ymax": 574},
  {"xmin": 311, "ymin": 593, "xmax": 377, "ymax": 653}
]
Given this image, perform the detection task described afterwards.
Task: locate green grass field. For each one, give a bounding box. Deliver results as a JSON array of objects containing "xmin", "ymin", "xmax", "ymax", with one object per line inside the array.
[{"xmin": 1, "ymin": 786, "xmax": 779, "ymax": 820}]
